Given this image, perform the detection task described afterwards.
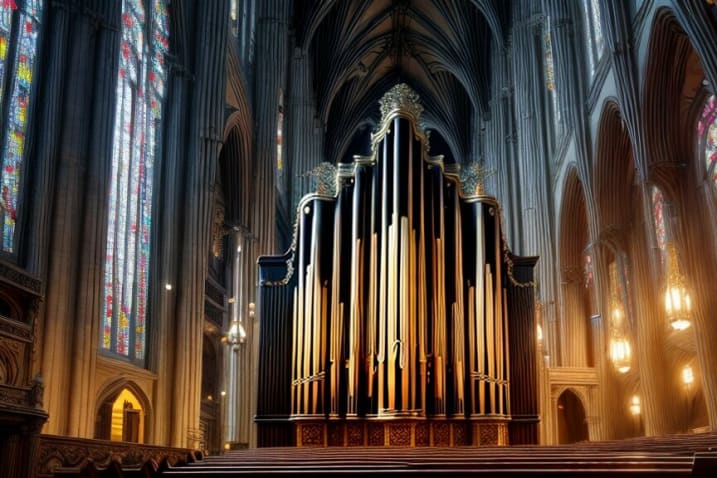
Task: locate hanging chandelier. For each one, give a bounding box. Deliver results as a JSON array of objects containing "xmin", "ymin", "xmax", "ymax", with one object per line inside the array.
[
  {"xmin": 609, "ymin": 300, "xmax": 631, "ymax": 373},
  {"xmin": 609, "ymin": 335, "xmax": 632, "ymax": 374},
  {"xmin": 608, "ymin": 263, "xmax": 631, "ymax": 374},
  {"xmin": 663, "ymin": 243, "xmax": 692, "ymax": 331}
]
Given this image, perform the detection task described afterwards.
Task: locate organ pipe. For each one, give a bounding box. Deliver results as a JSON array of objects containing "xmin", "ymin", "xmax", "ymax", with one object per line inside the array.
[{"xmin": 257, "ymin": 84, "xmax": 537, "ymax": 445}]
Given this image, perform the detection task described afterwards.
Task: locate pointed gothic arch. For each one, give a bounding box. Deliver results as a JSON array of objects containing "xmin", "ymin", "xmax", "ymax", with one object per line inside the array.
[{"xmin": 94, "ymin": 379, "xmax": 153, "ymax": 443}]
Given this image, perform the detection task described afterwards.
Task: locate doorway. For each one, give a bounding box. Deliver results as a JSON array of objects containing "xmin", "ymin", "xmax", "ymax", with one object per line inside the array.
[{"xmin": 557, "ymin": 389, "xmax": 589, "ymax": 444}]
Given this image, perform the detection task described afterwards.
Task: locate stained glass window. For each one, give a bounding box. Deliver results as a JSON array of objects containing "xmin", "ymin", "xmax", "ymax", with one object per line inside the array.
[
  {"xmin": 583, "ymin": 0, "xmax": 605, "ymax": 76},
  {"xmin": 276, "ymin": 89, "xmax": 283, "ymax": 171},
  {"xmin": 102, "ymin": 0, "xmax": 169, "ymax": 363},
  {"xmin": 0, "ymin": 0, "xmax": 43, "ymax": 253},
  {"xmin": 543, "ymin": 17, "xmax": 561, "ymax": 135},
  {"xmin": 698, "ymin": 95, "xmax": 717, "ymax": 186},
  {"xmin": 651, "ymin": 186, "xmax": 666, "ymax": 254}
]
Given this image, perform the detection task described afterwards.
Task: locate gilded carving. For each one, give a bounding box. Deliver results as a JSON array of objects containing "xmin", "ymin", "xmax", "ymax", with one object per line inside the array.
[
  {"xmin": 458, "ymin": 161, "xmax": 494, "ymax": 197},
  {"xmin": 303, "ymin": 162, "xmax": 338, "ymax": 197},
  {"xmin": 211, "ymin": 201, "xmax": 227, "ymax": 259},
  {"xmin": 379, "ymin": 83, "xmax": 424, "ymax": 125}
]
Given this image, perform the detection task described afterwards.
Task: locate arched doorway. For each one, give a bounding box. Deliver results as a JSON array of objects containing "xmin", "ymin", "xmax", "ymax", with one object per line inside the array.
[
  {"xmin": 95, "ymin": 386, "xmax": 146, "ymax": 443},
  {"xmin": 557, "ymin": 389, "xmax": 589, "ymax": 444}
]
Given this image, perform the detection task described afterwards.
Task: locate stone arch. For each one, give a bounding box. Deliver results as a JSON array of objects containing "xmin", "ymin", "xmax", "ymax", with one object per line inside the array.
[
  {"xmin": 642, "ymin": 8, "xmax": 707, "ymax": 194},
  {"xmin": 220, "ymin": 114, "xmax": 254, "ymax": 229},
  {"xmin": 641, "ymin": 5, "xmax": 717, "ymax": 431},
  {"xmin": 594, "ymin": 100, "xmax": 637, "ymax": 231},
  {"xmin": 556, "ymin": 388, "xmax": 589, "ymax": 444},
  {"xmin": 556, "ymin": 166, "xmax": 593, "ymax": 368},
  {"xmin": 94, "ymin": 379, "xmax": 153, "ymax": 443}
]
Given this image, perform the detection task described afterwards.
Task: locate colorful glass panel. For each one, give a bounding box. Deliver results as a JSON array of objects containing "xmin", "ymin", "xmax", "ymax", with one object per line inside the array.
[
  {"xmin": 543, "ymin": 19, "xmax": 560, "ymax": 131},
  {"xmin": 651, "ymin": 186, "xmax": 666, "ymax": 253},
  {"xmin": 583, "ymin": 0, "xmax": 604, "ymax": 75},
  {"xmin": 699, "ymin": 95, "xmax": 717, "ymax": 185},
  {"xmin": 0, "ymin": 0, "xmax": 42, "ymax": 252},
  {"xmin": 103, "ymin": 0, "xmax": 168, "ymax": 362},
  {"xmin": 590, "ymin": 0, "xmax": 604, "ymax": 59}
]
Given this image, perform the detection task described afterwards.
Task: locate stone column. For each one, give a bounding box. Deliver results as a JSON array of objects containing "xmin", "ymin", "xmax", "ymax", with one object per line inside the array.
[
  {"xmin": 600, "ymin": 0, "xmax": 680, "ymax": 436},
  {"xmin": 40, "ymin": 4, "xmax": 104, "ymax": 436},
  {"xmin": 559, "ymin": 267, "xmax": 588, "ymax": 367},
  {"xmin": 27, "ymin": 0, "xmax": 71, "ymax": 382},
  {"xmin": 677, "ymin": 188, "xmax": 717, "ymax": 430},
  {"xmin": 252, "ymin": 0, "xmax": 290, "ymax": 256},
  {"xmin": 149, "ymin": 52, "xmax": 192, "ymax": 445},
  {"xmin": 510, "ymin": 8, "xmax": 558, "ymax": 365},
  {"xmin": 629, "ymin": 184, "xmax": 678, "ymax": 435},
  {"xmin": 67, "ymin": 0, "xmax": 121, "ymax": 437},
  {"xmin": 171, "ymin": 1, "xmax": 228, "ymax": 448},
  {"xmin": 286, "ymin": 48, "xmax": 325, "ymax": 215},
  {"xmin": 484, "ymin": 41, "xmax": 520, "ymax": 248}
]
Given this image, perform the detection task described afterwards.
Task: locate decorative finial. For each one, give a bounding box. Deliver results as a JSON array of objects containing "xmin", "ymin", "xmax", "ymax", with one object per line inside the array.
[
  {"xmin": 459, "ymin": 161, "xmax": 494, "ymax": 197},
  {"xmin": 379, "ymin": 83, "xmax": 424, "ymax": 124},
  {"xmin": 303, "ymin": 162, "xmax": 338, "ymax": 196}
]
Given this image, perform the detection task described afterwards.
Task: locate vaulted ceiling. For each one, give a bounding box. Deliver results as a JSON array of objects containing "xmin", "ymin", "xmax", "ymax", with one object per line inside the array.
[{"xmin": 294, "ymin": 0, "xmax": 507, "ymax": 163}]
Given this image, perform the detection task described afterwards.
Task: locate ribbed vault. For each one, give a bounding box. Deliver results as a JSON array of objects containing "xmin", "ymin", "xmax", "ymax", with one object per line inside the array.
[
  {"xmin": 643, "ymin": 8, "xmax": 706, "ymax": 194},
  {"xmin": 595, "ymin": 101, "xmax": 636, "ymax": 231},
  {"xmin": 295, "ymin": 0, "xmax": 506, "ymax": 163}
]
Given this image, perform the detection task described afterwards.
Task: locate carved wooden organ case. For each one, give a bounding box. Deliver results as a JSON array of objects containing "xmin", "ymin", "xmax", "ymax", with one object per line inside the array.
[{"xmin": 257, "ymin": 84, "xmax": 538, "ymax": 447}]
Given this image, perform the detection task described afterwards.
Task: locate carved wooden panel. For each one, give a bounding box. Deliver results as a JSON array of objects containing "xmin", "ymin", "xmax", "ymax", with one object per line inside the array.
[
  {"xmin": 388, "ymin": 423, "xmax": 411, "ymax": 446},
  {"xmin": 37, "ymin": 435, "xmax": 195, "ymax": 478},
  {"xmin": 299, "ymin": 424, "xmax": 322, "ymax": 447},
  {"xmin": 347, "ymin": 422, "xmax": 364, "ymax": 446},
  {"xmin": 327, "ymin": 422, "xmax": 345, "ymax": 446},
  {"xmin": 367, "ymin": 422, "xmax": 384, "ymax": 446}
]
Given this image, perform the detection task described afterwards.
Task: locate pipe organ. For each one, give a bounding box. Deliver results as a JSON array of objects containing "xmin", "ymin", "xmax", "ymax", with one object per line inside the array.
[{"xmin": 256, "ymin": 84, "xmax": 538, "ymax": 447}]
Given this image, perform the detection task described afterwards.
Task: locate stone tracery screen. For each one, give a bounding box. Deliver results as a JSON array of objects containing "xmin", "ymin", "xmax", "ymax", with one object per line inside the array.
[{"xmin": 257, "ymin": 84, "xmax": 538, "ymax": 447}]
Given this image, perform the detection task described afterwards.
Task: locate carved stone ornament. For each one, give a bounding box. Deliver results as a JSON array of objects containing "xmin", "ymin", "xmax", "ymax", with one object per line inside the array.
[
  {"xmin": 304, "ymin": 162, "xmax": 338, "ymax": 197},
  {"xmin": 211, "ymin": 201, "xmax": 227, "ymax": 259},
  {"xmin": 459, "ymin": 162, "xmax": 494, "ymax": 197},
  {"xmin": 379, "ymin": 83, "xmax": 424, "ymax": 124}
]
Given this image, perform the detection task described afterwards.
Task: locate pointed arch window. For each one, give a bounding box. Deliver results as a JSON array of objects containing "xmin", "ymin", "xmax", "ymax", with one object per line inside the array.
[
  {"xmin": 651, "ymin": 185, "xmax": 667, "ymax": 256},
  {"xmin": 276, "ymin": 88, "xmax": 283, "ymax": 172},
  {"xmin": 582, "ymin": 0, "xmax": 604, "ymax": 76},
  {"xmin": 698, "ymin": 94, "xmax": 716, "ymax": 187},
  {"xmin": 543, "ymin": 16, "xmax": 562, "ymax": 141},
  {"xmin": 102, "ymin": 0, "xmax": 169, "ymax": 363},
  {"xmin": 0, "ymin": 0, "xmax": 43, "ymax": 253}
]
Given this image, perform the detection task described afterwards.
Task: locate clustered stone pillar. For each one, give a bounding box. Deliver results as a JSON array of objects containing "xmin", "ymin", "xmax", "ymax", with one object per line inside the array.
[
  {"xmin": 510, "ymin": 5, "xmax": 558, "ymax": 370},
  {"xmin": 171, "ymin": 1, "xmax": 229, "ymax": 448},
  {"xmin": 40, "ymin": 1, "xmax": 119, "ymax": 437},
  {"xmin": 600, "ymin": 0, "xmax": 680, "ymax": 436},
  {"xmin": 252, "ymin": 0, "xmax": 290, "ymax": 256}
]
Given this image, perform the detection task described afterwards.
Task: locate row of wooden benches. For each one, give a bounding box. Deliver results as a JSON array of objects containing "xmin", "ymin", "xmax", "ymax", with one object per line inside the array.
[{"xmin": 52, "ymin": 432, "xmax": 717, "ymax": 478}]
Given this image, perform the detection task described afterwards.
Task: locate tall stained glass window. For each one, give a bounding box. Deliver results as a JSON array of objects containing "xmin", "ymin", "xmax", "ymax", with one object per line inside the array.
[
  {"xmin": 651, "ymin": 185, "xmax": 666, "ymax": 255},
  {"xmin": 102, "ymin": 0, "xmax": 169, "ymax": 363},
  {"xmin": 698, "ymin": 94, "xmax": 717, "ymax": 187},
  {"xmin": 0, "ymin": 0, "xmax": 43, "ymax": 253},
  {"xmin": 582, "ymin": 0, "xmax": 604, "ymax": 76},
  {"xmin": 276, "ymin": 89, "xmax": 283, "ymax": 171},
  {"xmin": 543, "ymin": 17, "xmax": 561, "ymax": 137}
]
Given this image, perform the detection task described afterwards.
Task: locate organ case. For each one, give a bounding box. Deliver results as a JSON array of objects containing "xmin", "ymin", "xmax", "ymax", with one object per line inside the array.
[{"xmin": 256, "ymin": 84, "xmax": 538, "ymax": 447}]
